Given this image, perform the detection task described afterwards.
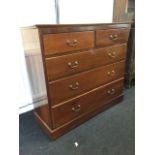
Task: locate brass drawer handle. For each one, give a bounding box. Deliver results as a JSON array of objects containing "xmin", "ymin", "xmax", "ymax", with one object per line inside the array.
[
  {"xmin": 66, "ymin": 39, "xmax": 78, "ymax": 47},
  {"xmin": 107, "ymin": 70, "xmax": 115, "ymax": 76},
  {"xmin": 108, "ymin": 52, "xmax": 116, "ymax": 58},
  {"xmin": 72, "ymin": 104, "xmax": 81, "ymax": 112},
  {"xmin": 109, "ymin": 34, "xmax": 118, "ymax": 41},
  {"xmin": 69, "ymin": 82, "xmax": 79, "ymax": 90},
  {"xmin": 107, "ymin": 88, "xmax": 115, "ymax": 95},
  {"xmin": 68, "ymin": 61, "xmax": 79, "ymax": 69}
]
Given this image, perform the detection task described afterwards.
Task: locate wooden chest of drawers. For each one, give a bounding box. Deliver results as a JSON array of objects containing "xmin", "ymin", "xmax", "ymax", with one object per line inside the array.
[{"xmin": 22, "ymin": 23, "xmax": 130, "ymax": 139}]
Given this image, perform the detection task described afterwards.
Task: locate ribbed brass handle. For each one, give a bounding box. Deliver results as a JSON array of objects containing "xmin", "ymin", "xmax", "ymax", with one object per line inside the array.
[
  {"xmin": 68, "ymin": 61, "xmax": 79, "ymax": 68},
  {"xmin": 69, "ymin": 82, "xmax": 79, "ymax": 90},
  {"xmin": 109, "ymin": 34, "xmax": 118, "ymax": 41},
  {"xmin": 72, "ymin": 104, "xmax": 81, "ymax": 112},
  {"xmin": 66, "ymin": 39, "xmax": 78, "ymax": 47},
  {"xmin": 107, "ymin": 70, "xmax": 115, "ymax": 76},
  {"xmin": 108, "ymin": 52, "xmax": 116, "ymax": 58},
  {"xmin": 107, "ymin": 88, "xmax": 115, "ymax": 95}
]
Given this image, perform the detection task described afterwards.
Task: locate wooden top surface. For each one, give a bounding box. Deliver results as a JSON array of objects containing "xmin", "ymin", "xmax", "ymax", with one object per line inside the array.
[{"xmin": 21, "ymin": 22, "xmax": 132, "ymax": 29}]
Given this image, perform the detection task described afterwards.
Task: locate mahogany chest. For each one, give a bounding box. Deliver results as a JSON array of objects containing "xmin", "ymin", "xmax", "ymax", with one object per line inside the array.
[{"xmin": 22, "ymin": 23, "xmax": 130, "ymax": 139}]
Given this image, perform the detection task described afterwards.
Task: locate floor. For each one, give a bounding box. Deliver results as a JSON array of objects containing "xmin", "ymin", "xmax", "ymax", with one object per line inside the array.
[{"xmin": 19, "ymin": 86, "xmax": 135, "ymax": 155}]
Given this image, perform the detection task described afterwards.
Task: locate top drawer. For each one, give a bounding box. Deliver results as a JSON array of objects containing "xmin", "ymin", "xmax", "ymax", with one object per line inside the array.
[
  {"xmin": 96, "ymin": 29, "xmax": 129, "ymax": 47},
  {"xmin": 43, "ymin": 31, "xmax": 94, "ymax": 55}
]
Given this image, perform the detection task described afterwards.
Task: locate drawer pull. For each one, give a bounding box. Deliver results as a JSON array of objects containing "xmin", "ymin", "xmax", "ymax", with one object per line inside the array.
[
  {"xmin": 107, "ymin": 70, "xmax": 115, "ymax": 76},
  {"xmin": 107, "ymin": 88, "xmax": 115, "ymax": 95},
  {"xmin": 69, "ymin": 82, "xmax": 79, "ymax": 90},
  {"xmin": 109, "ymin": 34, "xmax": 118, "ymax": 41},
  {"xmin": 68, "ymin": 61, "xmax": 79, "ymax": 68},
  {"xmin": 72, "ymin": 104, "xmax": 81, "ymax": 112},
  {"xmin": 107, "ymin": 89, "xmax": 115, "ymax": 95},
  {"xmin": 66, "ymin": 39, "xmax": 78, "ymax": 47},
  {"xmin": 108, "ymin": 52, "xmax": 116, "ymax": 58}
]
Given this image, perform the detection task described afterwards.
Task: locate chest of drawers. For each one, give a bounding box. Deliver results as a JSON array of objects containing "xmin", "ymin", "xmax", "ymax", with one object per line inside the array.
[{"xmin": 22, "ymin": 23, "xmax": 130, "ymax": 139}]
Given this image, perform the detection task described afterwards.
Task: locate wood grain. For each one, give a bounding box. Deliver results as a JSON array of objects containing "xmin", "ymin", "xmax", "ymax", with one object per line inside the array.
[
  {"xmin": 49, "ymin": 60, "xmax": 125, "ymax": 105},
  {"xmin": 43, "ymin": 31, "xmax": 94, "ymax": 55},
  {"xmin": 96, "ymin": 28, "xmax": 129, "ymax": 47},
  {"xmin": 22, "ymin": 23, "xmax": 131, "ymax": 139},
  {"xmin": 34, "ymin": 95, "xmax": 123, "ymax": 139},
  {"xmin": 52, "ymin": 78, "xmax": 124, "ymax": 128},
  {"xmin": 45, "ymin": 44, "xmax": 127, "ymax": 81}
]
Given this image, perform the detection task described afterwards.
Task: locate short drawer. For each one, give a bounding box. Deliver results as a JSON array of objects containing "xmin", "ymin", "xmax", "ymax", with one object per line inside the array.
[
  {"xmin": 49, "ymin": 60, "xmax": 125, "ymax": 105},
  {"xmin": 52, "ymin": 78, "xmax": 124, "ymax": 128},
  {"xmin": 96, "ymin": 29, "xmax": 129, "ymax": 47},
  {"xmin": 46, "ymin": 44, "xmax": 127, "ymax": 81},
  {"xmin": 43, "ymin": 31, "xmax": 94, "ymax": 55}
]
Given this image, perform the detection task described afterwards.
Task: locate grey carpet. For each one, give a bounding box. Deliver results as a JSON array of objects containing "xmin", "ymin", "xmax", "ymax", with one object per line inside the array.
[{"xmin": 19, "ymin": 87, "xmax": 135, "ymax": 155}]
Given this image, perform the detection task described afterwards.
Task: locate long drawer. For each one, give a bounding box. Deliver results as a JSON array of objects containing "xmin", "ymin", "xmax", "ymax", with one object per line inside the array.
[
  {"xmin": 45, "ymin": 44, "xmax": 127, "ymax": 81},
  {"xmin": 52, "ymin": 78, "xmax": 124, "ymax": 128},
  {"xmin": 43, "ymin": 31, "xmax": 94, "ymax": 55},
  {"xmin": 49, "ymin": 60, "xmax": 125, "ymax": 105},
  {"xmin": 96, "ymin": 28, "xmax": 129, "ymax": 47}
]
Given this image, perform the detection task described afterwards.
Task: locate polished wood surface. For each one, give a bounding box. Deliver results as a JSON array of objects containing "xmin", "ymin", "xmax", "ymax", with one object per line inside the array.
[
  {"xmin": 49, "ymin": 61, "xmax": 125, "ymax": 105},
  {"xmin": 43, "ymin": 31, "xmax": 94, "ymax": 55},
  {"xmin": 22, "ymin": 23, "xmax": 130, "ymax": 138},
  {"xmin": 52, "ymin": 78, "xmax": 124, "ymax": 128},
  {"xmin": 45, "ymin": 44, "xmax": 127, "ymax": 81},
  {"xmin": 34, "ymin": 95, "xmax": 123, "ymax": 139},
  {"xmin": 96, "ymin": 29, "xmax": 129, "ymax": 47},
  {"xmin": 34, "ymin": 23, "xmax": 130, "ymax": 34},
  {"xmin": 35, "ymin": 104, "xmax": 52, "ymax": 128}
]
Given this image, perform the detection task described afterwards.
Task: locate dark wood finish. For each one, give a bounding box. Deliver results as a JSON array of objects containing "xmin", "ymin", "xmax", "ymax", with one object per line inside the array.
[
  {"xmin": 34, "ymin": 23, "xmax": 131, "ymax": 28},
  {"xmin": 43, "ymin": 31, "xmax": 94, "ymax": 55},
  {"xmin": 96, "ymin": 29, "xmax": 129, "ymax": 47},
  {"xmin": 34, "ymin": 95, "xmax": 123, "ymax": 139},
  {"xmin": 113, "ymin": 0, "xmax": 135, "ymax": 22},
  {"xmin": 35, "ymin": 104, "xmax": 52, "ymax": 128},
  {"xmin": 125, "ymin": 22, "xmax": 135, "ymax": 88},
  {"xmin": 34, "ymin": 23, "xmax": 131, "ymax": 35},
  {"xmin": 45, "ymin": 44, "xmax": 127, "ymax": 81},
  {"xmin": 113, "ymin": 0, "xmax": 128, "ymax": 22},
  {"xmin": 34, "ymin": 111, "xmax": 53, "ymax": 139},
  {"xmin": 49, "ymin": 61, "xmax": 125, "ymax": 105},
  {"xmin": 52, "ymin": 78, "xmax": 124, "ymax": 128},
  {"xmin": 22, "ymin": 23, "xmax": 130, "ymax": 139},
  {"xmin": 112, "ymin": 0, "xmax": 135, "ymax": 88}
]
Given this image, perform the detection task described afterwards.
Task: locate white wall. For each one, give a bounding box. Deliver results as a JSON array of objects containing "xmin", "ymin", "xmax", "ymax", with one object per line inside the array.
[
  {"xmin": 59, "ymin": 0, "xmax": 114, "ymax": 24},
  {"xmin": 16, "ymin": 0, "xmax": 56, "ymax": 114},
  {"xmin": 18, "ymin": 0, "xmax": 56, "ymax": 26},
  {"xmin": 19, "ymin": 0, "xmax": 114, "ymax": 113},
  {"xmin": 5, "ymin": 0, "xmax": 114, "ymax": 114}
]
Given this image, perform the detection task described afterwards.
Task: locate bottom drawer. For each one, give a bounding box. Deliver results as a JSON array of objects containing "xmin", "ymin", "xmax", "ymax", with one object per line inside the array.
[{"xmin": 52, "ymin": 78, "xmax": 124, "ymax": 128}]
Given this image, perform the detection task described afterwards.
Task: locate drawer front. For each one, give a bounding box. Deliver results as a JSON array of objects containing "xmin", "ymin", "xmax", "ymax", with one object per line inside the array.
[
  {"xmin": 43, "ymin": 31, "xmax": 94, "ymax": 55},
  {"xmin": 96, "ymin": 29, "xmax": 129, "ymax": 47},
  {"xmin": 46, "ymin": 44, "xmax": 127, "ymax": 81},
  {"xmin": 52, "ymin": 78, "xmax": 124, "ymax": 128},
  {"xmin": 49, "ymin": 61, "xmax": 125, "ymax": 105}
]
